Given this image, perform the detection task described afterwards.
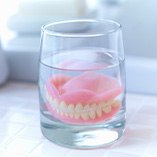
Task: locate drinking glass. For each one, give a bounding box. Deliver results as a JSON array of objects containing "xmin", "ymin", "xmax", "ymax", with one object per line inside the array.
[{"xmin": 39, "ymin": 19, "xmax": 126, "ymax": 149}]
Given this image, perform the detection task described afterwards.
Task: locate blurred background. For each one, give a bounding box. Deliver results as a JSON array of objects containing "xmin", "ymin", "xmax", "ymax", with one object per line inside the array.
[{"xmin": 0, "ymin": 0, "xmax": 157, "ymax": 94}]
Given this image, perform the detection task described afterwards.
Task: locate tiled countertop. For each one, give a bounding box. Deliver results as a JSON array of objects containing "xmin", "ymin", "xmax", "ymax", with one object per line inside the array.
[{"xmin": 0, "ymin": 82, "xmax": 157, "ymax": 157}]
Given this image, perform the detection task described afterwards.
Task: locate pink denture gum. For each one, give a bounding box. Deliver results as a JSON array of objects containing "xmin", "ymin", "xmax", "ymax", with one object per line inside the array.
[{"xmin": 45, "ymin": 71, "xmax": 123, "ymax": 124}]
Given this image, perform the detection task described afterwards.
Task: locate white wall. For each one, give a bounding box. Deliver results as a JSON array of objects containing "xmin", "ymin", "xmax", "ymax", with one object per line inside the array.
[{"xmin": 115, "ymin": 0, "xmax": 157, "ymax": 58}]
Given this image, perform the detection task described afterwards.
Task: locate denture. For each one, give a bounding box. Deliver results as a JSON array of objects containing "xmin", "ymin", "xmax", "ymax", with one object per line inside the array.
[{"xmin": 45, "ymin": 71, "xmax": 123, "ymax": 124}]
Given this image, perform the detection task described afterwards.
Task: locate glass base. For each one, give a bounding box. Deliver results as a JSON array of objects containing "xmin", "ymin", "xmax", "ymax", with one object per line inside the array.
[{"xmin": 40, "ymin": 114, "xmax": 125, "ymax": 149}]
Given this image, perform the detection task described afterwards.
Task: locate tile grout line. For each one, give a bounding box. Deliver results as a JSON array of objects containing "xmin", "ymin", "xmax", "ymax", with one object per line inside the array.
[{"xmin": 26, "ymin": 140, "xmax": 45, "ymax": 157}]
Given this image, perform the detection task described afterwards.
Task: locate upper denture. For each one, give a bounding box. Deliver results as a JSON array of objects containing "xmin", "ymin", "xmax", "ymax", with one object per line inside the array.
[{"xmin": 46, "ymin": 71, "xmax": 122, "ymax": 105}]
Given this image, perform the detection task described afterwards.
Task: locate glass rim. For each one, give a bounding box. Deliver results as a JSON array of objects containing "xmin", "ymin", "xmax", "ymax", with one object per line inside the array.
[{"xmin": 41, "ymin": 19, "xmax": 122, "ymax": 38}]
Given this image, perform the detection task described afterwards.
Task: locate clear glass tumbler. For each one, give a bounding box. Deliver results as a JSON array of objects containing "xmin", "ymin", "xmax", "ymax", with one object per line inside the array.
[{"xmin": 39, "ymin": 19, "xmax": 126, "ymax": 149}]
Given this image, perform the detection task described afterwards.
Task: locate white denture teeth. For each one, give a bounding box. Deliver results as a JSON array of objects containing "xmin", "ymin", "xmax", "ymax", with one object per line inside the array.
[
  {"xmin": 101, "ymin": 102, "xmax": 112, "ymax": 113},
  {"xmin": 107, "ymin": 99, "xmax": 114, "ymax": 104},
  {"xmin": 74, "ymin": 113, "xmax": 80, "ymax": 119},
  {"xmin": 60, "ymin": 101, "xmax": 67, "ymax": 113},
  {"xmin": 75, "ymin": 103, "xmax": 83, "ymax": 113},
  {"xmin": 89, "ymin": 110, "xmax": 96, "ymax": 119},
  {"xmin": 112, "ymin": 100, "xmax": 120, "ymax": 108},
  {"xmin": 91, "ymin": 103, "xmax": 97, "ymax": 111},
  {"xmin": 84, "ymin": 104, "xmax": 90, "ymax": 112},
  {"xmin": 46, "ymin": 91, "xmax": 120, "ymax": 120},
  {"xmin": 89, "ymin": 103, "xmax": 97, "ymax": 119},
  {"xmin": 96, "ymin": 104, "xmax": 102, "ymax": 117},
  {"xmin": 67, "ymin": 104, "xmax": 75, "ymax": 118},
  {"xmin": 81, "ymin": 111, "xmax": 89, "ymax": 120},
  {"xmin": 74, "ymin": 103, "xmax": 83, "ymax": 119}
]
